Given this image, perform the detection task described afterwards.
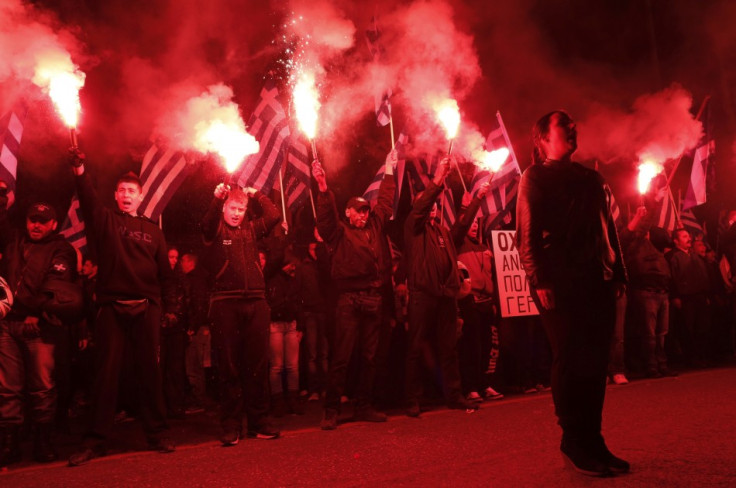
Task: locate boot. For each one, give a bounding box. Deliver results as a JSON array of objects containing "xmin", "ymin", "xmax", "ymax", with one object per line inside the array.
[
  {"xmin": 0, "ymin": 425, "xmax": 22, "ymax": 467},
  {"xmin": 286, "ymin": 390, "xmax": 305, "ymax": 415},
  {"xmin": 270, "ymin": 393, "xmax": 287, "ymax": 418},
  {"xmin": 33, "ymin": 424, "xmax": 58, "ymax": 463}
]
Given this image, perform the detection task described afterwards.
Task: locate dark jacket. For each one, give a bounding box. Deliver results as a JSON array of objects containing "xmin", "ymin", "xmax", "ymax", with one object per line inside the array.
[
  {"xmin": 669, "ymin": 248, "xmax": 709, "ymax": 298},
  {"xmin": 182, "ymin": 266, "xmax": 210, "ymax": 332},
  {"xmin": 620, "ymin": 227, "xmax": 670, "ymax": 291},
  {"xmin": 294, "ymin": 247, "xmax": 330, "ymax": 313},
  {"xmin": 404, "ymin": 181, "xmax": 461, "ymax": 298},
  {"xmin": 75, "ymin": 171, "xmax": 176, "ymax": 310},
  {"xmin": 516, "ymin": 161, "xmax": 627, "ymax": 290},
  {"xmin": 453, "ymin": 196, "xmax": 494, "ymax": 299},
  {"xmin": 266, "ymin": 270, "xmax": 300, "ymax": 322},
  {"xmin": 1, "ymin": 231, "xmax": 78, "ymax": 321},
  {"xmin": 201, "ymin": 191, "xmax": 280, "ymax": 300},
  {"xmin": 316, "ymin": 173, "xmax": 395, "ymax": 291}
]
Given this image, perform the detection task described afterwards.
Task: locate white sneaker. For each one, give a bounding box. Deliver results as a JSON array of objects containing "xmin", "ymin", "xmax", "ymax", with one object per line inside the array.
[
  {"xmin": 484, "ymin": 387, "xmax": 504, "ymax": 400},
  {"xmin": 308, "ymin": 392, "xmax": 320, "ymax": 402},
  {"xmin": 612, "ymin": 374, "xmax": 629, "ymax": 385},
  {"xmin": 466, "ymin": 391, "xmax": 482, "ymax": 403}
]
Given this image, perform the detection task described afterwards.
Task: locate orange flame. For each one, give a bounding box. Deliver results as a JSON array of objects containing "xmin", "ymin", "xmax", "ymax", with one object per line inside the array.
[
  {"xmin": 194, "ymin": 120, "xmax": 259, "ymax": 174},
  {"xmin": 35, "ymin": 66, "xmax": 86, "ymax": 128},
  {"xmin": 637, "ymin": 160, "xmax": 663, "ymax": 194},
  {"xmin": 293, "ymin": 72, "xmax": 320, "ymax": 140},
  {"xmin": 475, "ymin": 147, "xmax": 509, "ymax": 173},
  {"xmin": 434, "ymin": 98, "xmax": 460, "ymax": 140}
]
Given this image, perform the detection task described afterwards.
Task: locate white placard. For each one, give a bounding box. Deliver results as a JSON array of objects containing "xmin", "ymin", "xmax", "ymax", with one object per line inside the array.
[{"xmin": 491, "ymin": 230, "xmax": 539, "ymax": 317}]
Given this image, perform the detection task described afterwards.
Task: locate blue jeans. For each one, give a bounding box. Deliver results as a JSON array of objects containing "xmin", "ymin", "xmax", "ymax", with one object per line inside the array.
[
  {"xmin": 0, "ymin": 320, "xmax": 58, "ymax": 425},
  {"xmin": 269, "ymin": 321, "xmax": 300, "ymax": 394},
  {"xmin": 631, "ymin": 289, "xmax": 669, "ymax": 371}
]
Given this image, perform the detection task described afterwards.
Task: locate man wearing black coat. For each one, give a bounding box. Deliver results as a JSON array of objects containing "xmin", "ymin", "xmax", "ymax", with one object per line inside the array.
[
  {"xmin": 200, "ymin": 183, "xmax": 280, "ymax": 445},
  {"xmin": 0, "ymin": 195, "xmax": 79, "ymax": 467},
  {"xmin": 67, "ymin": 153, "xmax": 178, "ymax": 466},
  {"xmin": 312, "ymin": 149, "xmax": 397, "ymax": 430}
]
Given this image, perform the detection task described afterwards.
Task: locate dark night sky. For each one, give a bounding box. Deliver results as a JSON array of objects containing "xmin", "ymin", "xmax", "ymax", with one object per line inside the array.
[{"xmin": 5, "ymin": 0, "xmax": 736, "ymax": 246}]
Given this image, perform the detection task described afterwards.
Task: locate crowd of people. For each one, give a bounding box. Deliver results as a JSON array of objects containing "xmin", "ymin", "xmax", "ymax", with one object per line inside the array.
[{"xmin": 0, "ymin": 112, "xmax": 734, "ymax": 477}]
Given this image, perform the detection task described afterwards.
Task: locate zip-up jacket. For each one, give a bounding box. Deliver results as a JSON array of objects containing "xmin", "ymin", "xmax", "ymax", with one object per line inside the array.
[
  {"xmin": 201, "ymin": 191, "xmax": 280, "ymax": 300},
  {"xmin": 404, "ymin": 181, "xmax": 461, "ymax": 298},
  {"xmin": 316, "ymin": 173, "xmax": 394, "ymax": 292}
]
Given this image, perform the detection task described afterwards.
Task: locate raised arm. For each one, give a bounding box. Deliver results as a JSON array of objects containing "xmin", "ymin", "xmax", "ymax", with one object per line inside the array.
[
  {"xmin": 201, "ymin": 183, "xmax": 227, "ymax": 244},
  {"xmin": 405, "ymin": 157, "xmax": 450, "ymax": 235},
  {"xmin": 248, "ymin": 188, "xmax": 281, "ymax": 239},
  {"xmin": 451, "ymin": 181, "xmax": 488, "ymax": 247},
  {"xmin": 371, "ymin": 149, "xmax": 398, "ymax": 230},
  {"xmin": 312, "ymin": 160, "xmax": 341, "ymax": 248}
]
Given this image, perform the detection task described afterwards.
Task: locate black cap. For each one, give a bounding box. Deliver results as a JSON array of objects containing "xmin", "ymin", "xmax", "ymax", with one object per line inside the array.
[
  {"xmin": 346, "ymin": 196, "xmax": 370, "ymax": 211},
  {"xmin": 27, "ymin": 202, "xmax": 57, "ymax": 222}
]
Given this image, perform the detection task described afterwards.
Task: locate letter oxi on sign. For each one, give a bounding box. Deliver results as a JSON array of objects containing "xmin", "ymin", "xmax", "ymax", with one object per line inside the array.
[{"xmin": 491, "ymin": 230, "xmax": 539, "ymax": 317}]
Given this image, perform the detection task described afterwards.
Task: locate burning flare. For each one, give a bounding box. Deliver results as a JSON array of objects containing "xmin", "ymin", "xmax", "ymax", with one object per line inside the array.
[
  {"xmin": 434, "ymin": 98, "xmax": 461, "ymax": 140},
  {"xmin": 34, "ymin": 63, "xmax": 86, "ymax": 128},
  {"xmin": 293, "ymin": 71, "xmax": 321, "ymax": 140},
  {"xmin": 637, "ymin": 160, "xmax": 663, "ymax": 194},
  {"xmin": 475, "ymin": 147, "xmax": 510, "ymax": 173},
  {"xmin": 195, "ymin": 120, "xmax": 259, "ymax": 174}
]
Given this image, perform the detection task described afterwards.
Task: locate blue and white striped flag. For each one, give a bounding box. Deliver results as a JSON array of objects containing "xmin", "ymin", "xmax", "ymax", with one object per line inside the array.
[
  {"xmin": 59, "ymin": 194, "xmax": 88, "ymax": 256},
  {"xmin": 237, "ymin": 80, "xmax": 290, "ymax": 192},
  {"xmin": 281, "ymin": 136, "xmax": 311, "ymax": 215},
  {"xmin": 469, "ymin": 111, "xmax": 521, "ymax": 235},
  {"xmin": 0, "ymin": 102, "xmax": 28, "ymax": 208},
  {"xmin": 139, "ymin": 144, "xmax": 191, "ymax": 221}
]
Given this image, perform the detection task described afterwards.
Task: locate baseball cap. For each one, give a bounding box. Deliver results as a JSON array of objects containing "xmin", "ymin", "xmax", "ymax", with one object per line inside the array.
[
  {"xmin": 346, "ymin": 196, "xmax": 370, "ymax": 211},
  {"xmin": 27, "ymin": 202, "xmax": 57, "ymax": 222}
]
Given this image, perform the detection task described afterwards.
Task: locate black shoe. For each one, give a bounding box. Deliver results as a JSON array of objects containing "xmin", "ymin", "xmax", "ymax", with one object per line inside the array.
[
  {"xmin": 447, "ymin": 398, "xmax": 480, "ymax": 411},
  {"xmin": 353, "ymin": 406, "xmax": 387, "ymax": 423},
  {"xmin": 246, "ymin": 425, "xmax": 280, "ymax": 440},
  {"xmin": 560, "ymin": 441, "xmax": 613, "ymax": 477},
  {"xmin": 147, "ymin": 436, "xmax": 176, "ymax": 453},
  {"xmin": 645, "ymin": 369, "xmax": 663, "ymax": 378},
  {"xmin": 406, "ymin": 400, "xmax": 421, "ymax": 418},
  {"xmin": 321, "ymin": 408, "xmax": 338, "ymax": 430},
  {"xmin": 659, "ymin": 367, "xmax": 678, "ymax": 377},
  {"xmin": 68, "ymin": 443, "xmax": 106, "ymax": 467},
  {"xmin": 33, "ymin": 424, "xmax": 58, "ymax": 463},
  {"xmin": 601, "ymin": 449, "xmax": 630, "ymax": 474},
  {"xmin": 0, "ymin": 426, "xmax": 21, "ymax": 467},
  {"xmin": 220, "ymin": 429, "xmax": 241, "ymax": 446}
]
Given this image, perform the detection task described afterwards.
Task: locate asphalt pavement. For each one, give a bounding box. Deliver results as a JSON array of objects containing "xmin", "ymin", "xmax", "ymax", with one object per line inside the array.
[{"xmin": 2, "ymin": 366, "xmax": 736, "ymax": 487}]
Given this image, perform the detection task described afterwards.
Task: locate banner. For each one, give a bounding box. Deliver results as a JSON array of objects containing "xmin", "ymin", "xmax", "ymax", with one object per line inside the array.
[{"xmin": 491, "ymin": 230, "xmax": 539, "ymax": 317}]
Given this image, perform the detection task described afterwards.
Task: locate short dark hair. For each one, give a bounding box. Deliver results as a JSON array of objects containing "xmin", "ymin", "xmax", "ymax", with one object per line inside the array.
[
  {"xmin": 116, "ymin": 171, "xmax": 143, "ymax": 190},
  {"xmin": 672, "ymin": 228, "xmax": 689, "ymax": 241}
]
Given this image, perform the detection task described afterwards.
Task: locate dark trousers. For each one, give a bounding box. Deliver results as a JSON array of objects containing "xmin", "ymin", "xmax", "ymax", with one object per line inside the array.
[
  {"xmin": 0, "ymin": 320, "xmax": 60, "ymax": 426},
  {"xmin": 458, "ymin": 297, "xmax": 498, "ymax": 394},
  {"xmin": 324, "ymin": 290, "xmax": 382, "ymax": 411},
  {"xmin": 303, "ymin": 311, "xmax": 328, "ymax": 394},
  {"xmin": 210, "ymin": 298, "xmax": 270, "ymax": 432},
  {"xmin": 405, "ymin": 290, "xmax": 462, "ymax": 404},
  {"xmin": 87, "ymin": 303, "xmax": 168, "ymax": 441},
  {"xmin": 533, "ymin": 280, "xmax": 616, "ymax": 443},
  {"xmin": 680, "ymin": 293, "xmax": 711, "ymax": 363},
  {"xmin": 161, "ymin": 329, "xmax": 188, "ymax": 415}
]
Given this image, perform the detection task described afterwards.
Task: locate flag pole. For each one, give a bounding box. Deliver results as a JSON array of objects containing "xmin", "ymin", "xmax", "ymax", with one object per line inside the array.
[
  {"xmin": 446, "ymin": 140, "xmax": 467, "ymax": 194},
  {"xmin": 309, "ymin": 189, "xmax": 317, "ymax": 218},
  {"xmin": 388, "ymin": 100, "xmax": 395, "ymax": 150},
  {"xmin": 278, "ymin": 168, "xmax": 288, "ymax": 234}
]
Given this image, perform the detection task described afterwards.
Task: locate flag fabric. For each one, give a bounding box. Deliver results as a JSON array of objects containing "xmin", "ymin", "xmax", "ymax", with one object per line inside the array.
[
  {"xmin": 609, "ymin": 188, "xmax": 622, "ymax": 229},
  {"xmin": 0, "ymin": 102, "xmax": 28, "ymax": 208},
  {"xmin": 439, "ymin": 187, "xmax": 456, "ymax": 229},
  {"xmin": 405, "ymin": 153, "xmax": 441, "ymax": 195},
  {"xmin": 138, "ymin": 144, "xmax": 191, "ymax": 222},
  {"xmin": 469, "ymin": 111, "xmax": 521, "ymax": 236},
  {"xmin": 657, "ymin": 192, "xmax": 677, "ymax": 233},
  {"xmin": 680, "ymin": 206, "xmax": 704, "ymax": 238},
  {"xmin": 362, "ymin": 131, "xmax": 408, "ymax": 217},
  {"xmin": 237, "ymin": 80, "xmax": 290, "ymax": 192},
  {"xmin": 683, "ymin": 140, "xmax": 714, "ymax": 210},
  {"xmin": 280, "ymin": 136, "xmax": 312, "ymax": 215},
  {"xmin": 374, "ymin": 91, "xmax": 392, "ymax": 128},
  {"xmin": 59, "ymin": 194, "xmax": 88, "ymax": 256}
]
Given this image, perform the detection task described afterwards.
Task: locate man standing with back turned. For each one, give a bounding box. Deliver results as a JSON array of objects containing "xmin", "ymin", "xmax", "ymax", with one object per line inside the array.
[{"xmin": 516, "ymin": 111, "xmax": 628, "ymax": 477}]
